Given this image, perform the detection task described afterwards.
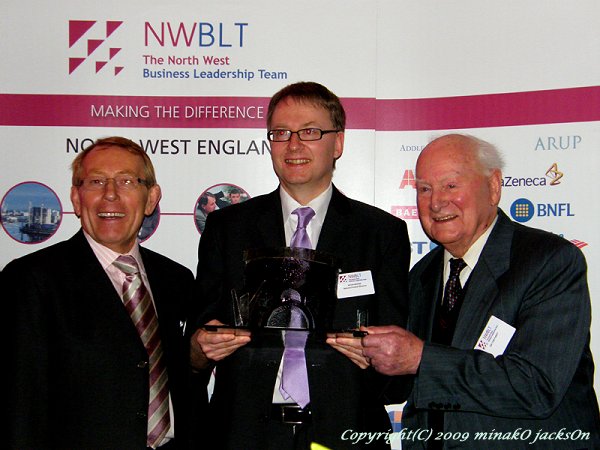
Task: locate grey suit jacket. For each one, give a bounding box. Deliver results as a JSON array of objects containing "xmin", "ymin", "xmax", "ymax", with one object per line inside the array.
[
  {"xmin": 192, "ymin": 185, "xmax": 411, "ymax": 450},
  {"xmin": 401, "ymin": 209, "xmax": 600, "ymax": 449}
]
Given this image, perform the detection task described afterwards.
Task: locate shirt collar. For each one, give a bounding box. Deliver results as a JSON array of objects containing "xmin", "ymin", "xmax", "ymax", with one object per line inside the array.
[
  {"xmin": 443, "ymin": 215, "xmax": 499, "ymax": 275},
  {"xmin": 83, "ymin": 230, "xmax": 144, "ymax": 271},
  {"xmin": 279, "ymin": 184, "xmax": 333, "ymax": 227}
]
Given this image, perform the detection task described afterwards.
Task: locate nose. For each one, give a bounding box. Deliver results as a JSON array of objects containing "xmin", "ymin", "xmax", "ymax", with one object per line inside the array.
[
  {"xmin": 288, "ymin": 132, "xmax": 303, "ymax": 150},
  {"xmin": 102, "ymin": 178, "xmax": 119, "ymax": 200},
  {"xmin": 430, "ymin": 188, "xmax": 448, "ymax": 211}
]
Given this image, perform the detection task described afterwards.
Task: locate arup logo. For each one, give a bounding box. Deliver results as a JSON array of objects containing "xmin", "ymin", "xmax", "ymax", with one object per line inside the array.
[
  {"xmin": 510, "ymin": 198, "xmax": 535, "ymax": 223},
  {"xmin": 399, "ymin": 169, "xmax": 416, "ymax": 189},
  {"xmin": 534, "ymin": 135, "xmax": 581, "ymax": 151},
  {"xmin": 69, "ymin": 20, "xmax": 124, "ymax": 75}
]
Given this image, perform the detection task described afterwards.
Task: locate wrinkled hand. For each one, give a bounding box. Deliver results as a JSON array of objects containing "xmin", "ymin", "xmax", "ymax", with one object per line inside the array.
[
  {"xmin": 361, "ymin": 325, "xmax": 424, "ymax": 376},
  {"xmin": 190, "ymin": 319, "xmax": 251, "ymax": 370},
  {"xmin": 326, "ymin": 328, "xmax": 370, "ymax": 369}
]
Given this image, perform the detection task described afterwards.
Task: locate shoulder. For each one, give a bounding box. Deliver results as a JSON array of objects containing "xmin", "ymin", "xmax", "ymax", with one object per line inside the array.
[
  {"xmin": 203, "ymin": 190, "xmax": 278, "ymax": 233},
  {"xmin": 140, "ymin": 247, "xmax": 194, "ymax": 278},
  {"xmin": 410, "ymin": 246, "xmax": 443, "ymax": 278},
  {"xmin": 3, "ymin": 236, "xmax": 78, "ymax": 272},
  {"xmin": 334, "ymin": 193, "xmax": 408, "ymax": 235},
  {"xmin": 510, "ymin": 220, "xmax": 585, "ymax": 265}
]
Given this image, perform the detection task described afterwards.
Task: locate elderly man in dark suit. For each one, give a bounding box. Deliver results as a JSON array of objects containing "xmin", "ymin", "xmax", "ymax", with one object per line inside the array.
[
  {"xmin": 5, "ymin": 137, "xmax": 197, "ymax": 449},
  {"xmin": 361, "ymin": 134, "xmax": 600, "ymax": 449},
  {"xmin": 189, "ymin": 81, "xmax": 411, "ymax": 449}
]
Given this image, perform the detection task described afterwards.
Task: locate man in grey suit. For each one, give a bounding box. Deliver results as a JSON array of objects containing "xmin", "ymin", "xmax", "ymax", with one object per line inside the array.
[{"xmin": 361, "ymin": 134, "xmax": 600, "ymax": 449}]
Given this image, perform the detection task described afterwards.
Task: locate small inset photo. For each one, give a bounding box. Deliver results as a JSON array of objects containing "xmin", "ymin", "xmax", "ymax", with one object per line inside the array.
[
  {"xmin": 194, "ymin": 183, "xmax": 250, "ymax": 234},
  {"xmin": 1, "ymin": 181, "xmax": 63, "ymax": 244},
  {"xmin": 138, "ymin": 204, "xmax": 161, "ymax": 242}
]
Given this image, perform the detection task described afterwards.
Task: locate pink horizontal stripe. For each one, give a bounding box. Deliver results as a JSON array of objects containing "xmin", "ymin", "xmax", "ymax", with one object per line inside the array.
[
  {"xmin": 375, "ymin": 86, "xmax": 600, "ymax": 131},
  {"xmin": 1, "ymin": 86, "xmax": 598, "ymax": 130}
]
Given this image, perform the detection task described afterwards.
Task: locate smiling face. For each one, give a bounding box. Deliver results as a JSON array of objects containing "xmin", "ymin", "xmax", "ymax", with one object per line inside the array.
[
  {"xmin": 415, "ymin": 135, "xmax": 501, "ymax": 257},
  {"xmin": 269, "ymin": 96, "xmax": 344, "ymax": 204},
  {"xmin": 70, "ymin": 145, "xmax": 161, "ymax": 254}
]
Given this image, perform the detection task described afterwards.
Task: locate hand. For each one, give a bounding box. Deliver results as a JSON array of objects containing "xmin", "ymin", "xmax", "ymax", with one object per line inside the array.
[
  {"xmin": 326, "ymin": 328, "xmax": 370, "ymax": 369},
  {"xmin": 361, "ymin": 325, "xmax": 424, "ymax": 376},
  {"xmin": 190, "ymin": 319, "xmax": 251, "ymax": 369}
]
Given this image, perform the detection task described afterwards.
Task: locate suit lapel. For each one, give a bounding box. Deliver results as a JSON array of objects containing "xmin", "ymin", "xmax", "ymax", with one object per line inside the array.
[
  {"xmin": 452, "ymin": 210, "xmax": 514, "ymax": 347},
  {"xmin": 68, "ymin": 231, "xmax": 143, "ymax": 341},
  {"xmin": 315, "ymin": 185, "xmax": 351, "ymax": 257},
  {"xmin": 255, "ymin": 189, "xmax": 287, "ymax": 248},
  {"xmin": 417, "ymin": 250, "xmax": 444, "ymax": 340}
]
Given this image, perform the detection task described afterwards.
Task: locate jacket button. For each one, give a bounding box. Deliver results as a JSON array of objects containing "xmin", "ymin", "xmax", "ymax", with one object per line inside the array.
[{"xmin": 137, "ymin": 360, "xmax": 148, "ymax": 368}]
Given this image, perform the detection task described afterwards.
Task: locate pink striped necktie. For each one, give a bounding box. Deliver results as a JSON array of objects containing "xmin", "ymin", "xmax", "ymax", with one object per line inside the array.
[{"xmin": 113, "ymin": 255, "xmax": 170, "ymax": 448}]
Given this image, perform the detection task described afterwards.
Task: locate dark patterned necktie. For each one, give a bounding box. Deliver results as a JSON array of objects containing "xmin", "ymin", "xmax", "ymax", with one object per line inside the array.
[
  {"xmin": 113, "ymin": 255, "xmax": 170, "ymax": 448},
  {"xmin": 443, "ymin": 258, "xmax": 467, "ymax": 310}
]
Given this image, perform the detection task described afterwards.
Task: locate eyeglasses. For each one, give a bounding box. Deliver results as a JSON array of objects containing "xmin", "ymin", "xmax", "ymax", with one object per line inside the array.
[
  {"xmin": 77, "ymin": 176, "xmax": 148, "ymax": 191},
  {"xmin": 267, "ymin": 128, "xmax": 339, "ymax": 142}
]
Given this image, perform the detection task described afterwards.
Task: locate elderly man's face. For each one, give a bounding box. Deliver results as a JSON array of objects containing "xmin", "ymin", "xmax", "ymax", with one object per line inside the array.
[
  {"xmin": 70, "ymin": 146, "xmax": 161, "ymax": 254},
  {"xmin": 415, "ymin": 136, "xmax": 501, "ymax": 257}
]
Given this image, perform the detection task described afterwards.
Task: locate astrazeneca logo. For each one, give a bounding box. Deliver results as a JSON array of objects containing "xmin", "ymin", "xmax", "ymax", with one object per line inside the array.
[
  {"xmin": 502, "ymin": 163, "xmax": 563, "ymax": 188},
  {"xmin": 68, "ymin": 20, "xmax": 124, "ymax": 75}
]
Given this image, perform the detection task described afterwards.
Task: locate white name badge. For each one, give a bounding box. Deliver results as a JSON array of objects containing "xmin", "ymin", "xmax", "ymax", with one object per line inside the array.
[
  {"xmin": 337, "ymin": 270, "xmax": 375, "ymax": 299},
  {"xmin": 474, "ymin": 315, "xmax": 516, "ymax": 357}
]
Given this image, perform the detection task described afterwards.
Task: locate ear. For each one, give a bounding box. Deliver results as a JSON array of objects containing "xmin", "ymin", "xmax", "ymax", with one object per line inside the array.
[
  {"xmin": 488, "ymin": 169, "xmax": 502, "ymax": 206},
  {"xmin": 333, "ymin": 131, "xmax": 344, "ymax": 160},
  {"xmin": 144, "ymin": 184, "xmax": 162, "ymax": 216},
  {"xmin": 70, "ymin": 186, "xmax": 81, "ymax": 217}
]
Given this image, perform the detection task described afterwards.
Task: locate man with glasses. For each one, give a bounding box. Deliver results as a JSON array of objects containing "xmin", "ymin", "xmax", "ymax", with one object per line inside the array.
[
  {"xmin": 189, "ymin": 82, "xmax": 411, "ymax": 449},
  {"xmin": 5, "ymin": 137, "xmax": 197, "ymax": 449}
]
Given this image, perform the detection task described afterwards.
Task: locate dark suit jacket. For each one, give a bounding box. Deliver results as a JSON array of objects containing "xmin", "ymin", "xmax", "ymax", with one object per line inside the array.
[
  {"xmin": 402, "ymin": 209, "xmax": 600, "ymax": 449},
  {"xmin": 5, "ymin": 230, "xmax": 197, "ymax": 450},
  {"xmin": 192, "ymin": 185, "xmax": 411, "ymax": 449}
]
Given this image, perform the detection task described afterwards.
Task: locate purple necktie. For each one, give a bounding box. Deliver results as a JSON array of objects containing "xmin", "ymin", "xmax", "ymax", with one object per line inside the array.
[
  {"xmin": 280, "ymin": 325, "xmax": 310, "ymax": 408},
  {"xmin": 278, "ymin": 206, "xmax": 315, "ymax": 408},
  {"xmin": 290, "ymin": 207, "xmax": 315, "ymax": 249},
  {"xmin": 113, "ymin": 255, "xmax": 170, "ymax": 448}
]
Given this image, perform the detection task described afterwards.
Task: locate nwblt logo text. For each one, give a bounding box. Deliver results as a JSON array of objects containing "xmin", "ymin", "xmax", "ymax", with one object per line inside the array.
[{"xmin": 145, "ymin": 22, "xmax": 248, "ymax": 47}]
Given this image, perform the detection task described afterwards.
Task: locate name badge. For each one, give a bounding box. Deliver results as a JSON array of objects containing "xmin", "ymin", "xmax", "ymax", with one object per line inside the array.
[
  {"xmin": 337, "ymin": 270, "xmax": 375, "ymax": 299},
  {"xmin": 474, "ymin": 315, "xmax": 516, "ymax": 357}
]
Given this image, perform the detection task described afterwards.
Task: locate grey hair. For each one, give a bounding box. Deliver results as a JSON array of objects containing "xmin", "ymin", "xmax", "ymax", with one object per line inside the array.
[
  {"xmin": 427, "ymin": 133, "xmax": 505, "ymax": 175},
  {"xmin": 471, "ymin": 135, "xmax": 505, "ymax": 174}
]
